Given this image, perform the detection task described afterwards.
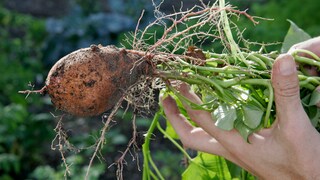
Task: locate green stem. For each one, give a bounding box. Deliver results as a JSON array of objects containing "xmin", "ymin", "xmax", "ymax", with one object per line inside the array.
[
  {"xmin": 246, "ymin": 85, "xmax": 267, "ymax": 108},
  {"xmin": 216, "ymin": 78, "xmax": 270, "ymax": 88},
  {"xmin": 246, "ymin": 53, "xmax": 268, "ymax": 70},
  {"xmin": 174, "ymin": 55, "xmax": 260, "ymax": 76},
  {"xmin": 159, "ymin": 71, "xmax": 225, "ymax": 96},
  {"xmin": 206, "ymin": 52, "xmax": 227, "ymax": 59},
  {"xmin": 291, "ymin": 49, "xmax": 320, "ymax": 61},
  {"xmin": 251, "ymin": 53, "xmax": 274, "ymax": 68},
  {"xmin": 142, "ymin": 112, "xmax": 164, "ymax": 180},
  {"xmin": 167, "ymin": 85, "xmax": 212, "ymax": 111},
  {"xmin": 218, "ymin": 78, "xmax": 273, "ymax": 127},
  {"xmin": 156, "ymin": 122, "xmax": 192, "ymax": 161},
  {"xmin": 299, "ymin": 81, "xmax": 316, "ymax": 90},
  {"xmin": 239, "ymin": 79, "xmax": 270, "ymax": 86},
  {"xmin": 219, "ymin": 0, "xmax": 250, "ymax": 67},
  {"xmin": 294, "ymin": 56, "xmax": 320, "ymax": 68},
  {"xmin": 298, "ymin": 75, "xmax": 320, "ymax": 85},
  {"xmin": 264, "ymin": 83, "xmax": 274, "ymax": 127},
  {"xmin": 148, "ymin": 153, "xmax": 163, "ymax": 180},
  {"xmin": 187, "ymin": 64, "xmax": 253, "ymax": 75}
]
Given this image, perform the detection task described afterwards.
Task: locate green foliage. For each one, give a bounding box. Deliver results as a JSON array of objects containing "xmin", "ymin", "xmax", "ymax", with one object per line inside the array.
[
  {"xmin": 281, "ymin": 22, "xmax": 320, "ymax": 128},
  {"xmin": 30, "ymin": 155, "xmax": 105, "ymax": 180},
  {"xmin": 281, "ymin": 20, "xmax": 311, "ymax": 53},
  {"xmin": 183, "ymin": 153, "xmax": 232, "ymax": 180},
  {"xmin": 2, "ymin": 0, "xmax": 320, "ymax": 179},
  {"xmin": 143, "ymin": 1, "xmax": 320, "ymax": 179},
  {"xmin": 0, "ymin": 6, "xmax": 55, "ymax": 179},
  {"xmin": 0, "ymin": 6, "xmax": 46, "ymax": 105},
  {"xmin": 234, "ymin": 0, "xmax": 320, "ymax": 50},
  {"xmin": 0, "ymin": 2, "xmax": 160, "ymax": 179},
  {"xmin": 0, "ymin": 103, "xmax": 55, "ymax": 178},
  {"xmin": 213, "ymin": 104, "xmax": 237, "ymax": 131}
]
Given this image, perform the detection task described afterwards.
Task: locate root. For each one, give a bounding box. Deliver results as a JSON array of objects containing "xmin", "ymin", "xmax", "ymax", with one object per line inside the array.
[
  {"xmin": 84, "ymin": 96, "xmax": 125, "ymax": 180},
  {"xmin": 18, "ymin": 85, "xmax": 47, "ymax": 98},
  {"xmin": 125, "ymin": 77, "xmax": 163, "ymax": 116},
  {"xmin": 44, "ymin": 1, "xmax": 272, "ymax": 179},
  {"xmin": 51, "ymin": 114, "xmax": 79, "ymax": 178},
  {"xmin": 108, "ymin": 114, "xmax": 140, "ymax": 180},
  {"xmin": 130, "ymin": 1, "xmax": 260, "ymax": 56}
]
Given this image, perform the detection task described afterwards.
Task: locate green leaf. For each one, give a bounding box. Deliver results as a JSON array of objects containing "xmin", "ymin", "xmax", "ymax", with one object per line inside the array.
[
  {"xmin": 182, "ymin": 153, "xmax": 231, "ymax": 180},
  {"xmin": 213, "ymin": 104, "xmax": 237, "ymax": 130},
  {"xmin": 306, "ymin": 106, "xmax": 320, "ymax": 127},
  {"xmin": 205, "ymin": 61, "xmax": 218, "ymax": 67},
  {"xmin": 234, "ymin": 118, "xmax": 254, "ymax": 142},
  {"xmin": 281, "ymin": 20, "xmax": 311, "ymax": 53},
  {"xmin": 165, "ymin": 120, "xmax": 180, "ymax": 139},
  {"xmin": 182, "ymin": 161, "xmax": 218, "ymax": 180},
  {"xmin": 309, "ymin": 89, "xmax": 320, "ymax": 106},
  {"xmin": 242, "ymin": 104, "xmax": 264, "ymax": 129}
]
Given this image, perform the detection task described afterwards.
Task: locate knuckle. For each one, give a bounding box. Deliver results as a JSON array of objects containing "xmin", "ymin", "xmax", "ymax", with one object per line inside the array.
[{"xmin": 275, "ymin": 81, "xmax": 300, "ymax": 97}]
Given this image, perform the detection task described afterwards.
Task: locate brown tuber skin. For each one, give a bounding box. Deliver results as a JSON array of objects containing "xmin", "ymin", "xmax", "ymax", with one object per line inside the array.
[{"xmin": 45, "ymin": 45, "xmax": 151, "ymax": 117}]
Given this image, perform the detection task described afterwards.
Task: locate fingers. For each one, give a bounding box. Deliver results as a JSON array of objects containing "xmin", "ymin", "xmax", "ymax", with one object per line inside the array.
[
  {"xmin": 162, "ymin": 85, "xmax": 266, "ymax": 172},
  {"xmin": 162, "ymin": 95, "xmax": 226, "ymax": 156},
  {"xmin": 162, "ymin": 95, "xmax": 244, "ymax": 164},
  {"xmin": 175, "ymin": 83, "xmax": 248, "ymax": 149},
  {"xmin": 271, "ymin": 54, "xmax": 309, "ymax": 125},
  {"xmin": 176, "ymin": 84, "xmax": 214, "ymax": 127},
  {"xmin": 175, "ymin": 84, "xmax": 231, "ymax": 139},
  {"xmin": 288, "ymin": 36, "xmax": 320, "ymax": 57}
]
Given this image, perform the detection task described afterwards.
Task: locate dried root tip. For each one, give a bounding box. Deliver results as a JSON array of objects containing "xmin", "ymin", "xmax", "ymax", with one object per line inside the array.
[
  {"xmin": 90, "ymin": 44, "xmax": 101, "ymax": 52},
  {"xmin": 18, "ymin": 86, "xmax": 47, "ymax": 95}
]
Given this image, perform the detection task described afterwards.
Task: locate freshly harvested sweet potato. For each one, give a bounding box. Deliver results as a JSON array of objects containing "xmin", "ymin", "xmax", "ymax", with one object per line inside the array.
[{"xmin": 45, "ymin": 45, "xmax": 151, "ymax": 117}]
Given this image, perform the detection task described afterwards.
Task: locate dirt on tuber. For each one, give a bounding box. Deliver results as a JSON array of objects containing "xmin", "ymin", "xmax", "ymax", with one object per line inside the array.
[{"xmin": 41, "ymin": 45, "xmax": 151, "ymax": 117}]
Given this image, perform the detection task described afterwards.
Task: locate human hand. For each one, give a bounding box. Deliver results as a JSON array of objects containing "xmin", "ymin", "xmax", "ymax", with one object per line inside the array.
[
  {"xmin": 289, "ymin": 36, "xmax": 320, "ymax": 76},
  {"xmin": 289, "ymin": 36, "xmax": 320, "ymax": 57},
  {"xmin": 162, "ymin": 54, "xmax": 320, "ymax": 179}
]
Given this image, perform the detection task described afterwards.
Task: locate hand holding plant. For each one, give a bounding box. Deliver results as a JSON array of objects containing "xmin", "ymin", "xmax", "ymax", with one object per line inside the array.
[
  {"xmin": 162, "ymin": 38, "xmax": 320, "ymax": 179},
  {"xmin": 19, "ymin": 0, "xmax": 320, "ymax": 178}
]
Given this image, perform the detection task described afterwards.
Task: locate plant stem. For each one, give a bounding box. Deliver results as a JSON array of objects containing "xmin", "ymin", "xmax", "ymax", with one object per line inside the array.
[
  {"xmin": 219, "ymin": 0, "xmax": 250, "ymax": 67},
  {"xmin": 246, "ymin": 53, "xmax": 268, "ymax": 70},
  {"xmin": 300, "ymin": 81, "xmax": 316, "ymax": 90},
  {"xmin": 187, "ymin": 64, "xmax": 254, "ymax": 75},
  {"xmin": 294, "ymin": 56, "xmax": 320, "ymax": 68},
  {"xmin": 142, "ymin": 112, "xmax": 164, "ymax": 180},
  {"xmin": 156, "ymin": 122, "xmax": 192, "ymax": 161},
  {"xmin": 264, "ymin": 83, "xmax": 274, "ymax": 127},
  {"xmin": 215, "ymin": 78, "xmax": 270, "ymax": 88},
  {"xmin": 251, "ymin": 53, "xmax": 274, "ymax": 68},
  {"xmin": 158, "ymin": 71, "xmax": 225, "ymax": 95},
  {"xmin": 298, "ymin": 75, "xmax": 320, "ymax": 85},
  {"xmin": 291, "ymin": 49, "xmax": 320, "ymax": 61}
]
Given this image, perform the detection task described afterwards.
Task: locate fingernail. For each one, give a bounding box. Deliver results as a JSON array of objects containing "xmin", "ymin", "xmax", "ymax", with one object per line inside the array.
[{"xmin": 279, "ymin": 55, "xmax": 296, "ymax": 76}]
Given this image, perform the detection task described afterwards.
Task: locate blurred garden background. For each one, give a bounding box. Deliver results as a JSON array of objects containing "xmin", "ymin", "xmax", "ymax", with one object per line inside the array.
[{"xmin": 0, "ymin": 0, "xmax": 319, "ymax": 179}]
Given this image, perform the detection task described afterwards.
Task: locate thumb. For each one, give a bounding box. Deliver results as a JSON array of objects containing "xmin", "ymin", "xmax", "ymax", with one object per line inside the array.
[{"xmin": 271, "ymin": 54, "xmax": 306, "ymax": 123}]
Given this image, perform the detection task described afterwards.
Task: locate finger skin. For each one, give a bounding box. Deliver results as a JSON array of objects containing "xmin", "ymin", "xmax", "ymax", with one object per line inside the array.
[
  {"xmin": 159, "ymin": 40, "xmax": 320, "ymax": 178},
  {"xmin": 271, "ymin": 54, "xmax": 309, "ymax": 125},
  {"xmin": 161, "ymin": 95, "xmax": 245, "ymax": 166},
  {"xmin": 176, "ymin": 83, "xmax": 249, "ymax": 148},
  {"xmin": 162, "ymin": 95, "xmax": 225, "ymax": 154},
  {"xmin": 289, "ymin": 36, "xmax": 320, "ymax": 57}
]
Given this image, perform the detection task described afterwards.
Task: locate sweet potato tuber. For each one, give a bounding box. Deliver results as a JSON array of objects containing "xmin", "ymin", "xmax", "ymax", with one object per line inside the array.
[{"xmin": 44, "ymin": 45, "xmax": 151, "ymax": 116}]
